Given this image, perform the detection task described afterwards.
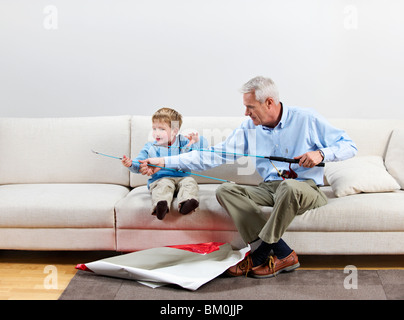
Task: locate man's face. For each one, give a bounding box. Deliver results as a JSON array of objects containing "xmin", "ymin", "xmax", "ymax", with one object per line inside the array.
[
  {"xmin": 152, "ymin": 121, "xmax": 178, "ymax": 146},
  {"xmin": 243, "ymin": 92, "xmax": 271, "ymax": 126}
]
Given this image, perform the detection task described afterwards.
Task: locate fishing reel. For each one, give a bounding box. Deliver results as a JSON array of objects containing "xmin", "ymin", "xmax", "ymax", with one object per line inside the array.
[{"xmin": 277, "ymin": 163, "xmax": 298, "ymax": 179}]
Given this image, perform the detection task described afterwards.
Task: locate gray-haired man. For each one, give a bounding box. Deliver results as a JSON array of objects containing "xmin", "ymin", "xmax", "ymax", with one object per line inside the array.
[{"xmin": 140, "ymin": 76, "xmax": 357, "ymax": 278}]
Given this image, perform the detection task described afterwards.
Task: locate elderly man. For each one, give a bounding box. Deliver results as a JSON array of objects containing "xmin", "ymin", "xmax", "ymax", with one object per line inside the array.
[{"xmin": 140, "ymin": 76, "xmax": 357, "ymax": 278}]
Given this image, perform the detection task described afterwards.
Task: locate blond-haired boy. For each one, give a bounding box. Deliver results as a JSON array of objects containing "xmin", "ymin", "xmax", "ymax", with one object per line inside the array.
[{"xmin": 122, "ymin": 107, "xmax": 208, "ymax": 220}]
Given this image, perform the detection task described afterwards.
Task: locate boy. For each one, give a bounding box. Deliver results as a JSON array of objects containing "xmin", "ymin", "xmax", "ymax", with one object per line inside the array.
[{"xmin": 122, "ymin": 107, "xmax": 208, "ymax": 220}]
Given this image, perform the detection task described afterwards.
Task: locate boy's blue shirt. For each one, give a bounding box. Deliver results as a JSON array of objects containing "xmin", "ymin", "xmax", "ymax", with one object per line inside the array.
[{"xmin": 129, "ymin": 134, "xmax": 209, "ymax": 188}]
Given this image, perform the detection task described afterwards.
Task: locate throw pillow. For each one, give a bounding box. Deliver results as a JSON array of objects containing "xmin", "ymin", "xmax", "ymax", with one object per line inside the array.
[
  {"xmin": 324, "ymin": 155, "xmax": 400, "ymax": 197},
  {"xmin": 385, "ymin": 129, "xmax": 404, "ymax": 189}
]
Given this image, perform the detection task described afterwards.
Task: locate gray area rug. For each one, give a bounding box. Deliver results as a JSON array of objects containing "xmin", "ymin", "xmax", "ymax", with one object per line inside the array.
[{"xmin": 59, "ymin": 269, "xmax": 404, "ymax": 300}]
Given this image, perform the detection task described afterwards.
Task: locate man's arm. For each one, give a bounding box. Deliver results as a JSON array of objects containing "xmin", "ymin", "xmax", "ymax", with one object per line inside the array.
[
  {"xmin": 310, "ymin": 113, "xmax": 357, "ymax": 162},
  {"xmin": 139, "ymin": 158, "xmax": 164, "ymax": 176},
  {"xmin": 141, "ymin": 125, "xmax": 248, "ymax": 175}
]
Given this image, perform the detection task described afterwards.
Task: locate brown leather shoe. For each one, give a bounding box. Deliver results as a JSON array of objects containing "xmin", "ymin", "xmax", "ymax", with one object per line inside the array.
[
  {"xmin": 250, "ymin": 251, "xmax": 300, "ymax": 278},
  {"xmin": 226, "ymin": 255, "xmax": 255, "ymax": 277}
]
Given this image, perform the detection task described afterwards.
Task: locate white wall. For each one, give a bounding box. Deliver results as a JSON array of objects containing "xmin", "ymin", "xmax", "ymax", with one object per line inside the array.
[{"xmin": 1, "ymin": 0, "xmax": 403, "ymax": 119}]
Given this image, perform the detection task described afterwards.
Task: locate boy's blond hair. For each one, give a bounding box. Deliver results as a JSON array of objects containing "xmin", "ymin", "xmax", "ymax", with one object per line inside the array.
[{"xmin": 152, "ymin": 107, "xmax": 183, "ymax": 129}]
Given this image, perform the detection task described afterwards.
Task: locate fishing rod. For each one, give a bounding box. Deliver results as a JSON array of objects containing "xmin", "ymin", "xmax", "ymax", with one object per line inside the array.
[
  {"xmin": 155, "ymin": 145, "xmax": 325, "ymax": 167},
  {"xmin": 91, "ymin": 150, "xmax": 235, "ymax": 184}
]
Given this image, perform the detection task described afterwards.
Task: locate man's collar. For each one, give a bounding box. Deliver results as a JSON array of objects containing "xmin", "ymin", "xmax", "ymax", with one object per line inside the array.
[
  {"xmin": 262, "ymin": 102, "xmax": 288, "ymax": 130},
  {"xmin": 278, "ymin": 102, "xmax": 288, "ymax": 128}
]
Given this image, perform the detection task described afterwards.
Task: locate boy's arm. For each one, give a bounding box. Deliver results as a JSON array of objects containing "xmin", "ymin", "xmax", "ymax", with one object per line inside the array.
[
  {"xmin": 182, "ymin": 134, "xmax": 208, "ymax": 152},
  {"xmin": 124, "ymin": 143, "xmax": 152, "ymax": 174},
  {"xmin": 184, "ymin": 132, "xmax": 199, "ymax": 148},
  {"xmin": 191, "ymin": 135, "xmax": 209, "ymax": 149},
  {"xmin": 122, "ymin": 155, "xmax": 133, "ymax": 167}
]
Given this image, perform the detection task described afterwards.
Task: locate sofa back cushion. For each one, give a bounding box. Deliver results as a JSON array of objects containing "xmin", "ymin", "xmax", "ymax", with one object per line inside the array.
[
  {"xmin": 0, "ymin": 116, "xmax": 131, "ymax": 185},
  {"xmin": 385, "ymin": 129, "xmax": 404, "ymax": 189},
  {"xmin": 328, "ymin": 119, "xmax": 404, "ymax": 158}
]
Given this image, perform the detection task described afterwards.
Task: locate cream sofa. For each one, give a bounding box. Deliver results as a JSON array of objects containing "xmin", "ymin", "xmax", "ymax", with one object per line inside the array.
[{"xmin": 1, "ymin": 116, "xmax": 403, "ymax": 254}]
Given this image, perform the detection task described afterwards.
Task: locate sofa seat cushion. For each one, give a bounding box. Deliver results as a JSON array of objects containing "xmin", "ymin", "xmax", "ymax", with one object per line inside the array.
[
  {"xmin": 116, "ymin": 184, "xmax": 235, "ymax": 231},
  {"xmin": 0, "ymin": 184, "xmax": 130, "ymax": 228},
  {"xmin": 289, "ymin": 187, "xmax": 404, "ymax": 232},
  {"xmin": 292, "ymin": 187, "xmax": 404, "ymax": 232},
  {"xmin": 116, "ymin": 184, "xmax": 404, "ymax": 233}
]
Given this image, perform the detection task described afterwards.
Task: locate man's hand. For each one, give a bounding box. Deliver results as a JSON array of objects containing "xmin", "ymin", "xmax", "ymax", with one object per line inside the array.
[
  {"xmin": 294, "ymin": 150, "xmax": 324, "ymax": 168},
  {"xmin": 139, "ymin": 157, "xmax": 165, "ymax": 176}
]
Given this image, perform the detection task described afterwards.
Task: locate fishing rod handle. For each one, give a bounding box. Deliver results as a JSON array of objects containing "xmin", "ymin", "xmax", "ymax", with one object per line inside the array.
[{"xmin": 267, "ymin": 156, "xmax": 325, "ymax": 167}]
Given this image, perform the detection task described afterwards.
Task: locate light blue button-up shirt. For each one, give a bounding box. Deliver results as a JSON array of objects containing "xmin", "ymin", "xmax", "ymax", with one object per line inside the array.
[{"xmin": 164, "ymin": 105, "xmax": 357, "ymax": 185}]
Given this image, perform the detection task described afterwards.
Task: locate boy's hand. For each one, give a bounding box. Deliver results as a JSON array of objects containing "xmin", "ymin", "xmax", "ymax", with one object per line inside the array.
[
  {"xmin": 121, "ymin": 155, "xmax": 133, "ymax": 167},
  {"xmin": 185, "ymin": 132, "xmax": 199, "ymax": 147},
  {"xmin": 139, "ymin": 158, "xmax": 165, "ymax": 176}
]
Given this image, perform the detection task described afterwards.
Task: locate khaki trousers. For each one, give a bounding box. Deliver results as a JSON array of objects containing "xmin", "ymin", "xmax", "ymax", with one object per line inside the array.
[
  {"xmin": 149, "ymin": 176, "xmax": 199, "ymax": 211},
  {"xmin": 216, "ymin": 179, "xmax": 328, "ymax": 244}
]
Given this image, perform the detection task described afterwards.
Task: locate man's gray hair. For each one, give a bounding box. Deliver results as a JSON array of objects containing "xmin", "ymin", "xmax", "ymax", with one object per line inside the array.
[{"xmin": 240, "ymin": 76, "xmax": 280, "ymax": 104}]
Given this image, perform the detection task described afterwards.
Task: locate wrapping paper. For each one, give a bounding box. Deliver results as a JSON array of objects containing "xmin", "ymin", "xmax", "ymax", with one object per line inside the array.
[{"xmin": 76, "ymin": 242, "xmax": 250, "ymax": 291}]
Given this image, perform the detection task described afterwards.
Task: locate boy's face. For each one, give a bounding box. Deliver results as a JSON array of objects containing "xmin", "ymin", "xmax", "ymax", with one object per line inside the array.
[{"xmin": 152, "ymin": 120, "xmax": 178, "ymax": 146}]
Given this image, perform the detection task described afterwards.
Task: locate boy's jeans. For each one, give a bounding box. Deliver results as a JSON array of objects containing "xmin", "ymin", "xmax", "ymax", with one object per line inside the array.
[{"xmin": 149, "ymin": 176, "xmax": 199, "ymax": 212}]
